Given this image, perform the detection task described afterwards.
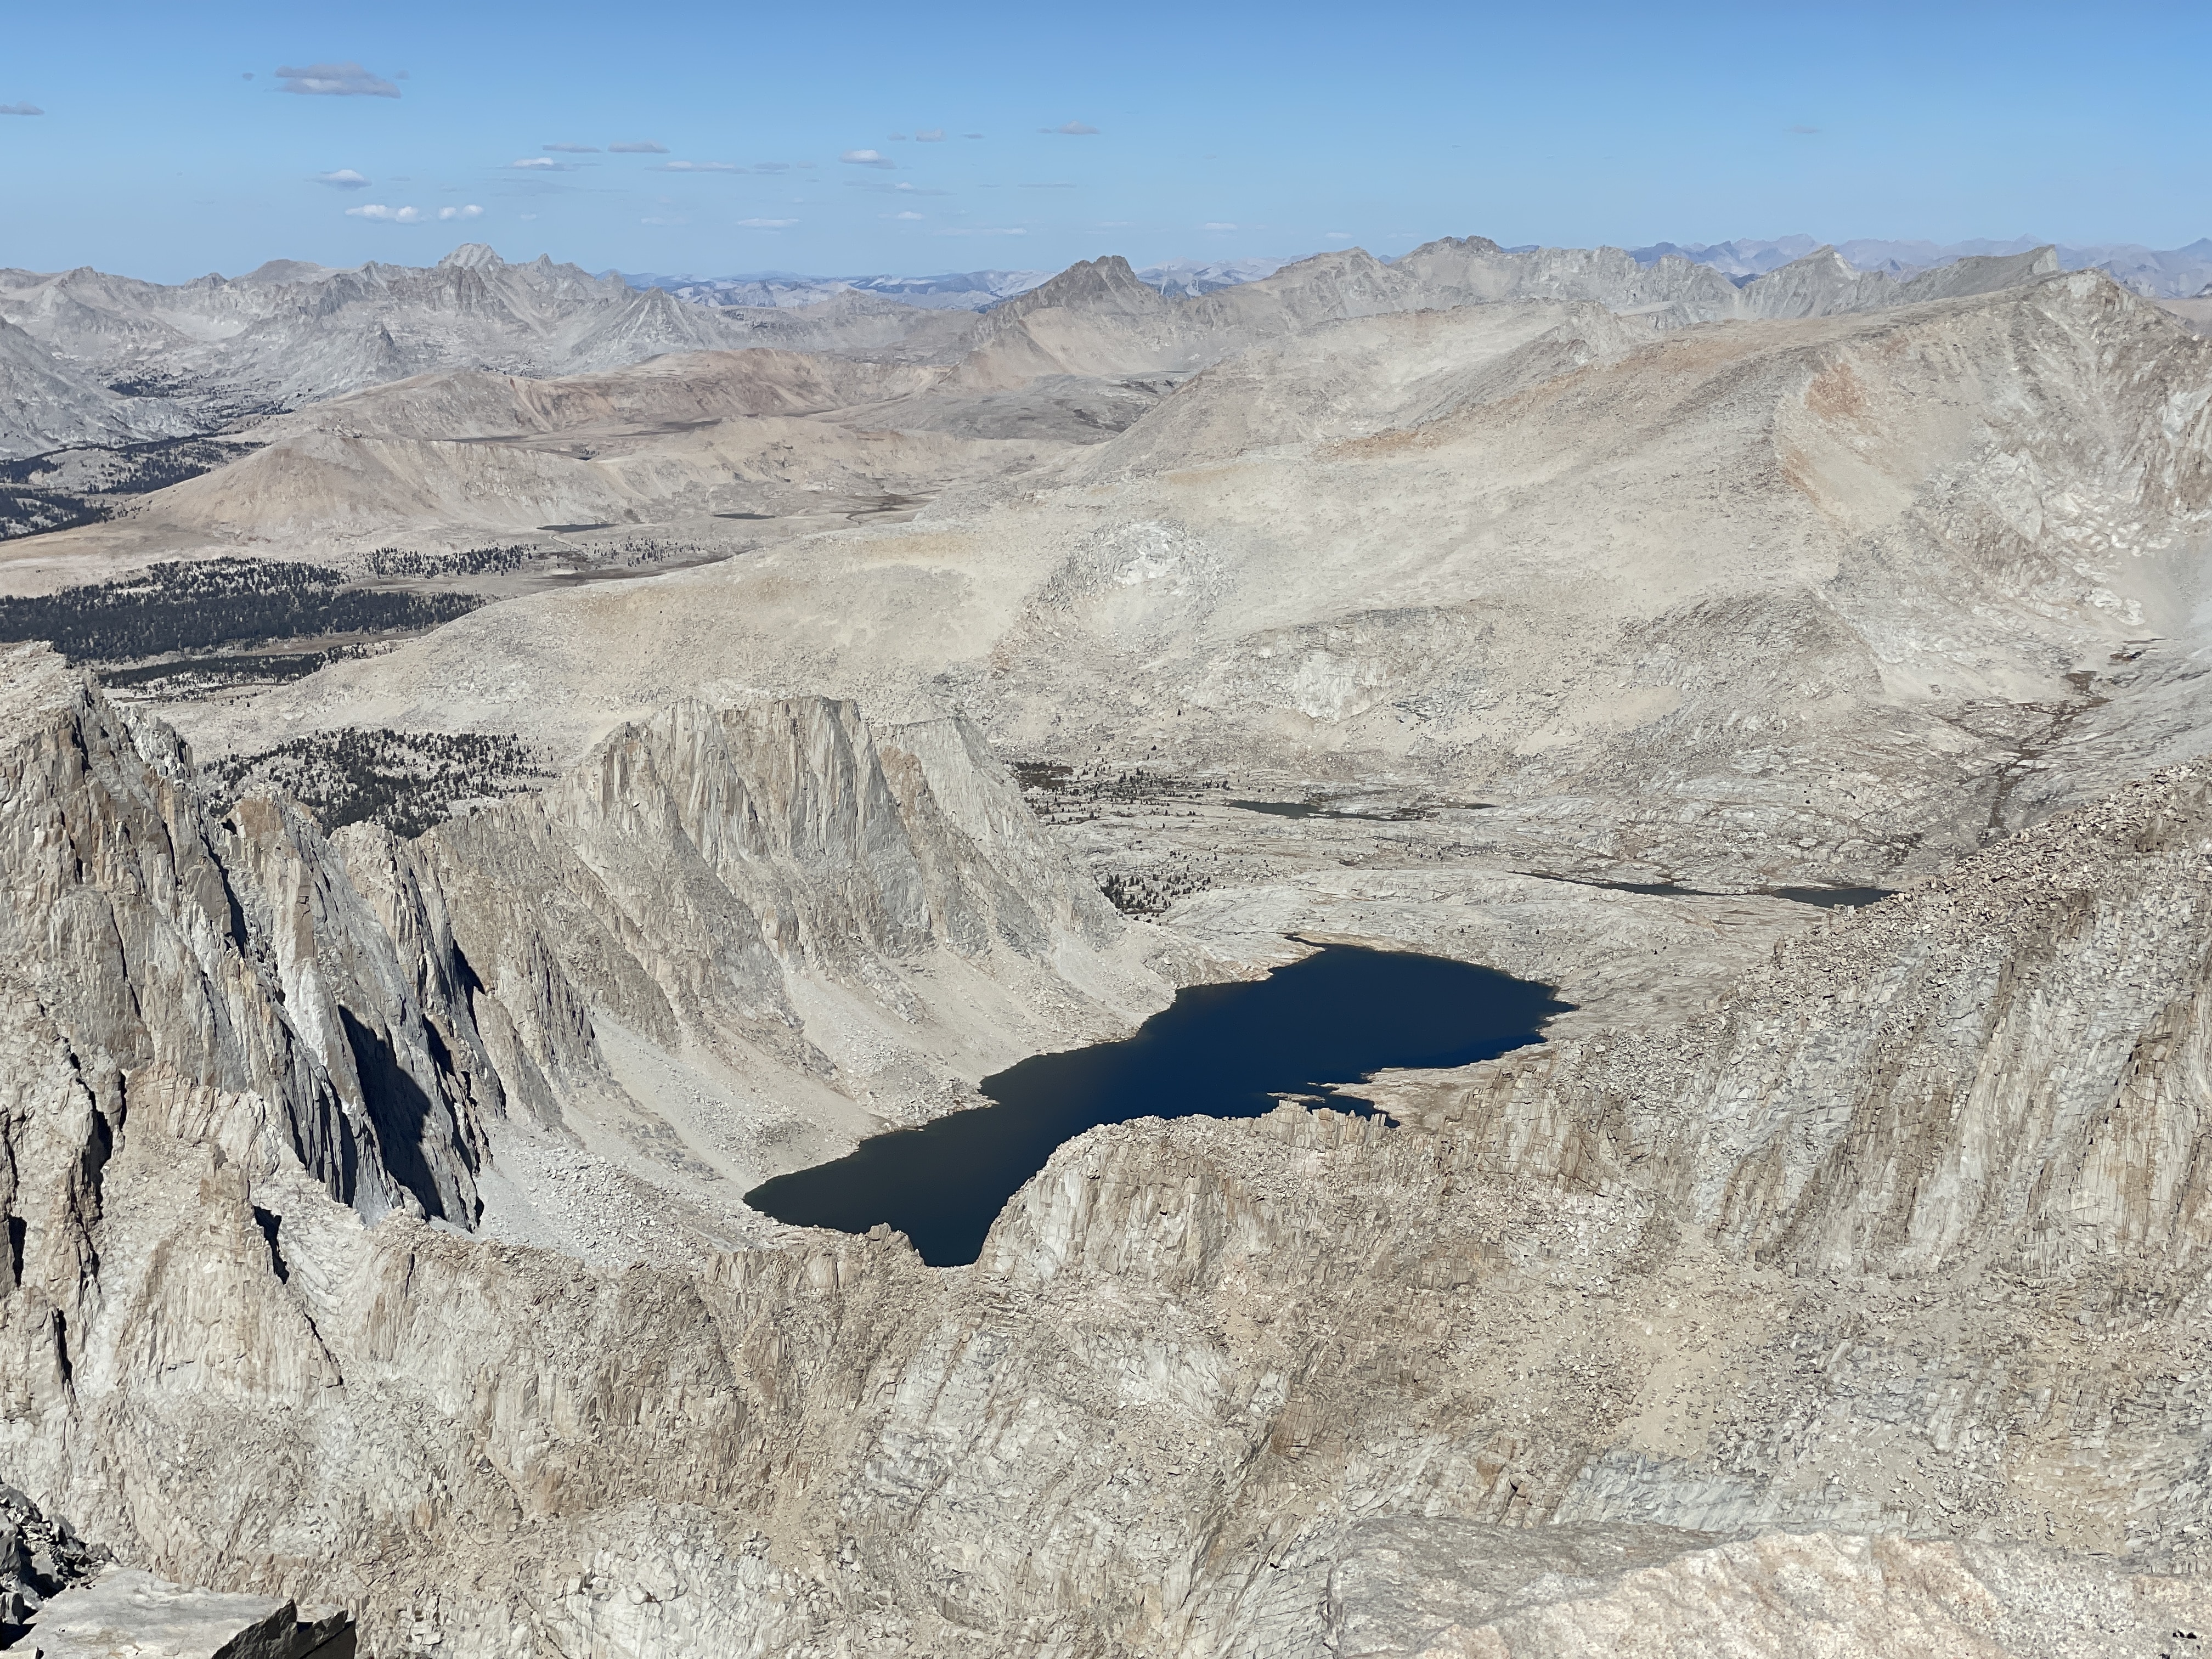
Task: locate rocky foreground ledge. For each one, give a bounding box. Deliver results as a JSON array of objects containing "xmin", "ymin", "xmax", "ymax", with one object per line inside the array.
[
  {"xmin": 16, "ymin": 1571, "xmax": 352, "ymax": 1659},
  {"xmin": 3, "ymin": 1486, "xmax": 352, "ymax": 1658}
]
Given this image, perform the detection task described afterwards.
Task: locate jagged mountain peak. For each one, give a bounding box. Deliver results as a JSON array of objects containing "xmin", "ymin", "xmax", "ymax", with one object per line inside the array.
[
  {"xmin": 235, "ymin": 257, "xmax": 334, "ymax": 286},
  {"xmin": 1399, "ymin": 233, "xmax": 1510, "ymax": 261},
  {"xmin": 438, "ymin": 242, "xmax": 506, "ymax": 271},
  {"xmin": 992, "ymin": 253, "xmax": 1167, "ymax": 321}
]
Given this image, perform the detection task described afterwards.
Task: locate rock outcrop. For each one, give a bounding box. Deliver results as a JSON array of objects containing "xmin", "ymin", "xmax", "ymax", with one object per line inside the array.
[
  {"xmin": 2, "ymin": 1484, "xmax": 108, "ymax": 1630},
  {"xmin": 0, "ymin": 643, "xmax": 495, "ymax": 1236},
  {"xmin": 23, "ymin": 1567, "xmax": 354, "ymax": 1658}
]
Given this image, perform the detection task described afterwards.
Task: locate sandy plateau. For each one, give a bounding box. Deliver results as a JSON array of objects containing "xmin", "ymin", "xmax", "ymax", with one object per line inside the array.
[{"xmin": 3, "ymin": 235, "xmax": 2212, "ymax": 1655}]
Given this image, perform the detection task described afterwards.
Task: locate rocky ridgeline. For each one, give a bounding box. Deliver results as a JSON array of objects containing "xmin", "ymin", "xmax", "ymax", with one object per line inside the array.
[{"xmin": 947, "ymin": 240, "xmax": 2063, "ymax": 390}]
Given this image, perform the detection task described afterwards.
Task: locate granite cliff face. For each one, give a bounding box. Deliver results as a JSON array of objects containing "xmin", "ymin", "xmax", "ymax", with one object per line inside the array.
[
  {"xmin": 0, "ymin": 644, "xmax": 493, "ymax": 1237},
  {"xmin": 384, "ymin": 693, "xmax": 1164, "ymax": 1259},
  {"xmin": 0, "ymin": 636, "xmax": 1163, "ymax": 1311},
  {"xmin": 6, "ymin": 637, "xmax": 2212, "ymax": 1653}
]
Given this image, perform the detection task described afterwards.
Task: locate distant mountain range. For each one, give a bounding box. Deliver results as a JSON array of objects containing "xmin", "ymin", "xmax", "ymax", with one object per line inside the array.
[
  {"xmin": 618, "ymin": 257, "xmax": 1297, "ymax": 311},
  {"xmin": 1629, "ymin": 235, "xmax": 2212, "ymax": 297},
  {"xmin": 4, "ymin": 232, "xmax": 2203, "ymax": 467},
  {"xmin": 628, "ymin": 239, "xmax": 2211, "ymax": 311}
]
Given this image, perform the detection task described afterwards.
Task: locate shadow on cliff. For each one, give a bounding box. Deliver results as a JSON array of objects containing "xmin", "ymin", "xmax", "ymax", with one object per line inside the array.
[{"xmin": 340, "ymin": 1008, "xmax": 450, "ymax": 1221}]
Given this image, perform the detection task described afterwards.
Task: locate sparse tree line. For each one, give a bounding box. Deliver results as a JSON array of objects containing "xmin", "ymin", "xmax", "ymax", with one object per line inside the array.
[
  {"xmin": 364, "ymin": 544, "xmax": 535, "ymax": 577},
  {"xmin": 607, "ymin": 537, "xmax": 707, "ymax": 568},
  {"xmin": 1014, "ymin": 759, "xmax": 1232, "ymax": 825},
  {"xmin": 1098, "ymin": 862, "xmax": 1214, "ymax": 915},
  {"xmin": 207, "ymin": 727, "xmax": 554, "ymax": 840},
  {"xmin": 0, "ymin": 557, "xmax": 484, "ymax": 662},
  {"xmin": 358, "ymin": 538, "xmax": 706, "ymax": 578},
  {"xmin": 0, "ymin": 438, "xmax": 249, "ymax": 541},
  {"xmin": 100, "ymin": 644, "xmax": 381, "ymax": 692},
  {"xmin": 0, "ymin": 487, "xmax": 103, "ymax": 541}
]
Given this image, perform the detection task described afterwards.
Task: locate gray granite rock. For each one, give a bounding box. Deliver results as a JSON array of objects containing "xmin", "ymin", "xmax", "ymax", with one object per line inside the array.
[
  {"xmin": 0, "ymin": 1485, "xmax": 106, "ymax": 1633},
  {"xmin": 20, "ymin": 1569, "xmax": 351, "ymax": 1659}
]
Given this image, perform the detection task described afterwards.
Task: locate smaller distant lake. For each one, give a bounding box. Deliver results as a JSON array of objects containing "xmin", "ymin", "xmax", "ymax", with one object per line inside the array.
[
  {"xmin": 1768, "ymin": 886, "xmax": 1895, "ymax": 909},
  {"xmin": 1532, "ymin": 873, "xmax": 1896, "ymax": 909},
  {"xmin": 746, "ymin": 944, "xmax": 1571, "ymax": 1267}
]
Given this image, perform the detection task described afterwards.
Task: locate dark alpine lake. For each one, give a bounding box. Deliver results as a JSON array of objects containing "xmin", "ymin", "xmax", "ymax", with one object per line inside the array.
[{"xmin": 745, "ymin": 943, "xmax": 1571, "ymax": 1267}]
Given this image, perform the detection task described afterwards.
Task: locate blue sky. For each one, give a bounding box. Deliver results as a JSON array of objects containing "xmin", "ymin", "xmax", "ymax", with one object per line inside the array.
[{"xmin": 2, "ymin": 0, "xmax": 2207, "ymax": 281}]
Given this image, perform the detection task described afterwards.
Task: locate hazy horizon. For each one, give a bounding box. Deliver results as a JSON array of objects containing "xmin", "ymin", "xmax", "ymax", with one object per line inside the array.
[
  {"xmin": 5, "ymin": 0, "xmax": 2210, "ymax": 283},
  {"xmin": 15, "ymin": 230, "xmax": 2212, "ymax": 294}
]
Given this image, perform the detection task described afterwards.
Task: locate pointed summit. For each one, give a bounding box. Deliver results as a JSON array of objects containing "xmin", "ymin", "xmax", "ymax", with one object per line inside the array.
[
  {"xmin": 438, "ymin": 243, "xmax": 505, "ymax": 271},
  {"xmin": 990, "ymin": 255, "xmax": 1169, "ymax": 323}
]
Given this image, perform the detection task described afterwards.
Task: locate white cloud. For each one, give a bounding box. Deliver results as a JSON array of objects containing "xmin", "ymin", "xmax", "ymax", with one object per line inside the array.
[
  {"xmin": 0, "ymin": 102, "xmax": 42, "ymax": 116},
  {"xmin": 963, "ymin": 132, "xmax": 984, "ymax": 139},
  {"xmin": 438, "ymin": 204, "xmax": 483, "ymax": 220},
  {"xmin": 887, "ymin": 132, "xmax": 910, "ymax": 141},
  {"xmin": 1042, "ymin": 121, "xmax": 1099, "ymax": 135},
  {"xmin": 312, "ymin": 168, "xmax": 372, "ymax": 189},
  {"xmin": 916, "ymin": 129, "xmax": 946, "ymax": 142},
  {"xmin": 891, "ymin": 210, "xmax": 925, "ymax": 220},
  {"xmin": 510, "ymin": 157, "xmax": 568, "ymax": 170},
  {"xmin": 653, "ymin": 160, "xmax": 741, "ymax": 172},
  {"xmin": 608, "ymin": 140, "xmax": 668, "ymax": 153},
  {"xmin": 275, "ymin": 61, "xmax": 399, "ymax": 98},
  {"xmin": 840, "ymin": 148, "xmax": 895, "ymax": 168},
  {"xmin": 1325, "ymin": 231, "xmax": 1353, "ymax": 240},
  {"xmin": 544, "ymin": 143, "xmax": 599, "ymax": 153},
  {"xmin": 737, "ymin": 217, "xmax": 798, "ymax": 228},
  {"xmin": 346, "ymin": 203, "xmax": 427, "ymax": 223},
  {"xmin": 846, "ymin": 179, "xmax": 948, "ymax": 196},
  {"xmin": 754, "ymin": 161, "xmax": 791, "ymax": 172},
  {"xmin": 519, "ymin": 212, "xmax": 539, "ymax": 221}
]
